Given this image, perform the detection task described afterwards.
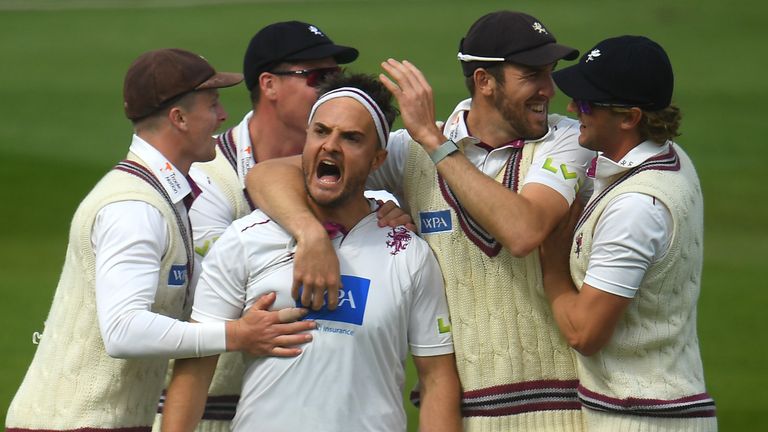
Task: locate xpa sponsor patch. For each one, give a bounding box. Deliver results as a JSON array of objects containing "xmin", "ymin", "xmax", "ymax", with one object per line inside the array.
[
  {"xmin": 298, "ymin": 275, "xmax": 370, "ymax": 325},
  {"xmin": 419, "ymin": 210, "xmax": 452, "ymax": 234},
  {"xmin": 167, "ymin": 265, "xmax": 187, "ymax": 286}
]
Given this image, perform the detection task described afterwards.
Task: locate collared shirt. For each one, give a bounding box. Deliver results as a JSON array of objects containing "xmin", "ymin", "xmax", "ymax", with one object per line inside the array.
[
  {"xmin": 192, "ymin": 207, "xmax": 452, "ymax": 432},
  {"xmin": 367, "ymin": 98, "xmax": 593, "ymax": 205},
  {"xmin": 92, "ymin": 134, "xmax": 225, "ymax": 358},
  {"xmin": 584, "ymin": 140, "xmax": 674, "ymax": 298},
  {"xmin": 188, "ymin": 111, "xmax": 255, "ymax": 258}
]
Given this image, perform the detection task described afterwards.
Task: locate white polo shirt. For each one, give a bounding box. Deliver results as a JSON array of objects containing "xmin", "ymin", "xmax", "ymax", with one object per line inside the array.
[
  {"xmin": 192, "ymin": 207, "xmax": 454, "ymax": 432},
  {"xmin": 583, "ymin": 140, "xmax": 674, "ymax": 298}
]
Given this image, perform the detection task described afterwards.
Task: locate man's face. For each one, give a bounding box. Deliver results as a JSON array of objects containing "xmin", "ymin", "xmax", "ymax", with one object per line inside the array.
[
  {"xmin": 271, "ymin": 58, "xmax": 339, "ymax": 134},
  {"xmin": 181, "ymin": 89, "xmax": 227, "ymax": 163},
  {"xmin": 302, "ymin": 97, "xmax": 386, "ymax": 209},
  {"xmin": 492, "ymin": 62, "xmax": 556, "ymax": 140},
  {"xmin": 567, "ymin": 99, "xmax": 625, "ymax": 155}
]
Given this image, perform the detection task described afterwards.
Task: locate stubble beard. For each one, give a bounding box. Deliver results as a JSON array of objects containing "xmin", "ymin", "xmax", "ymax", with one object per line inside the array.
[{"xmin": 495, "ymin": 92, "xmax": 548, "ymax": 141}]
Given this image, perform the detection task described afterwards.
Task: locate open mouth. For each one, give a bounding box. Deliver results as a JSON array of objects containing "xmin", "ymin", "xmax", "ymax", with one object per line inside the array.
[
  {"xmin": 316, "ymin": 160, "xmax": 341, "ymax": 183},
  {"xmin": 528, "ymin": 102, "xmax": 547, "ymax": 114}
]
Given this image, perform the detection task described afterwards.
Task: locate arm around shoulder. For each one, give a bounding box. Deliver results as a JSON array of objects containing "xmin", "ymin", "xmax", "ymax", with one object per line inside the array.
[{"xmin": 244, "ymin": 155, "xmax": 343, "ymax": 311}]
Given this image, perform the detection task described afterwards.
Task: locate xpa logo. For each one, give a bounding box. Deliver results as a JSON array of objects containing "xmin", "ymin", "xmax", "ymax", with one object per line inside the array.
[
  {"xmin": 298, "ymin": 275, "xmax": 370, "ymax": 325},
  {"xmin": 168, "ymin": 264, "xmax": 187, "ymax": 286},
  {"xmin": 419, "ymin": 210, "xmax": 452, "ymax": 234}
]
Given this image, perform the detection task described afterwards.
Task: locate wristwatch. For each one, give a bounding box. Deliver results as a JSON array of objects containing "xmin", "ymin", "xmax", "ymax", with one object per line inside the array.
[{"xmin": 429, "ymin": 139, "xmax": 459, "ymax": 165}]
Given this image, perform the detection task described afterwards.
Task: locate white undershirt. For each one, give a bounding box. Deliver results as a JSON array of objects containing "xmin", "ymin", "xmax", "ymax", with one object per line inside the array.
[
  {"xmin": 92, "ymin": 135, "xmax": 225, "ymax": 359},
  {"xmin": 583, "ymin": 141, "xmax": 673, "ymax": 298}
]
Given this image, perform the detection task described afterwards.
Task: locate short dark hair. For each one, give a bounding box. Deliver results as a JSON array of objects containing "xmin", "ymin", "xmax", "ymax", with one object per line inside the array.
[
  {"xmin": 464, "ymin": 64, "xmax": 506, "ymax": 96},
  {"xmin": 638, "ymin": 104, "xmax": 682, "ymax": 143},
  {"xmin": 316, "ymin": 72, "xmax": 398, "ymax": 130}
]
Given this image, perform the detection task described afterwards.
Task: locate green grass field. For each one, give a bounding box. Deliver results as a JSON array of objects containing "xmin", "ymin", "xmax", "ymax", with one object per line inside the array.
[{"xmin": 2, "ymin": 0, "xmax": 766, "ymax": 430}]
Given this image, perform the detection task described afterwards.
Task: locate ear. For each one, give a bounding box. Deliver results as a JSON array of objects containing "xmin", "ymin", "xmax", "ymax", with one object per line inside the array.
[
  {"xmin": 474, "ymin": 68, "xmax": 496, "ymax": 97},
  {"xmin": 369, "ymin": 148, "xmax": 388, "ymax": 173},
  {"xmin": 619, "ymin": 107, "xmax": 643, "ymax": 131},
  {"xmin": 167, "ymin": 106, "xmax": 188, "ymax": 131},
  {"xmin": 260, "ymin": 72, "xmax": 279, "ymax": 101}
]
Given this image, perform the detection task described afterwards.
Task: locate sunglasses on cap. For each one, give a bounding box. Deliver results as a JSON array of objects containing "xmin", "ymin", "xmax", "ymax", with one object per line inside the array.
[
  {"xmin": 573, "ymin": 99, "xmax": 644, "ymax": 115},
  {"xmin": 270, "ymin": 66, "xmax": 341, "ymax": 87}
]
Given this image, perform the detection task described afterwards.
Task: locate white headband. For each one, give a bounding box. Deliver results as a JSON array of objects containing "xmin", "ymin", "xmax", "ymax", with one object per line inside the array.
[{"xmin": 307, "ymin": 87, "xmax": 389, "ymax": 149}]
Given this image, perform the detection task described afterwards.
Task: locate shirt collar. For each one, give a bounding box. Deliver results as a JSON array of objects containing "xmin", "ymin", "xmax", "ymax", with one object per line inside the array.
[
  {"xmin": 235, "ymin": 110, "xmax": 256, "ymax": 187},
  {"xmin": 129, "ymin": 134, "xmax": 194, "ymax": 204},
  {"xmin": 590, "ymin": 140, "xmax": 670, "ymax": 179},
  {"xmin": 442, "ymin": 98, "xmax": 551, "ymax": 149}
]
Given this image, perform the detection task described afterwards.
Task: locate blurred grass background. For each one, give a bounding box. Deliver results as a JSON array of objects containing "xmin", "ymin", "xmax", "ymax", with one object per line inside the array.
[{"xmin": 1, "ymin": 0, "xmax": 766, "ymax": 430}]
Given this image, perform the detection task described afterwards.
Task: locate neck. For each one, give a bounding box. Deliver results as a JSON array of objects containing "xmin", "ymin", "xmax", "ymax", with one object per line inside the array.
[
  {"xmin": 307, "ymin": 194, "xmax": 371, "ymax": 233},
  {"xmin": 601, "ymin": 132, "xmax": 644, "ymax": 162},
  {"xmin": 136, "ymin": 130, "xmax": 191, "ymax": 175},
  {"xmin": 466, "ymin": 100, "xmax": 521, "ymax": 148},
  {"xmin": 249, "ymin": 106, "xmax": 307, "ymax": 162}
]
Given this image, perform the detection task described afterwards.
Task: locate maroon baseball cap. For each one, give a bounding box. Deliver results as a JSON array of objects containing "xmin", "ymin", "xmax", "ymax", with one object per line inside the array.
[{"xmin": 123, "ymin": 48, "xmax": 243, "ymax": 120}]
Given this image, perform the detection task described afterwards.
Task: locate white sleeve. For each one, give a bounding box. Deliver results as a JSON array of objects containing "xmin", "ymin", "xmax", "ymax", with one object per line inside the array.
[
  {"xmin": 365, "ymin": 129, "xmax": 410, "ymax": 201},
  {"xmin": 584, "ymin": 193, "xmax": 673, "ymax": 298},
  {"xmin": 523, "ymin": 120, "xmax": 594, "ymax": 205},
  {"xmin": 407, "ymin": 241, "xmax": 454, "ymax": 357},
  {"xmin": 188, "ymin": 165, "xmax": 236, "ymax": 258},
  {"xmin": 191, "ymin": 224, "xmax": 249, "ymax": 323},
  {"xmin": 93, "ymin": 201, "xmax": 226, "ymax": 359}
]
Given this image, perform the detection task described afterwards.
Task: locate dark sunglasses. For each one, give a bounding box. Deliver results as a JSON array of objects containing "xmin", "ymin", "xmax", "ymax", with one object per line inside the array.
[
  {"xmin": 270, "ymin": 66, "xmax": 341, "ymax": 87},
  {"xmin": 573, "ymin": 99, "xmax": 638, "ymax": 115}
]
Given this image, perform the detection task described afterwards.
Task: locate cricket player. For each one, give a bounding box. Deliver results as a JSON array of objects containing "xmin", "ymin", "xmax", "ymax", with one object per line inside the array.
[
  {"xmin": 540, "ymin": 35, "xmax": 717, "ymax": 431},
  {"xmin": 5, "ymin": 48, "xmax": 314, "ymax": 432},
  {"xmin": 161, "ymin": 73, "xmax": 461, "ymax": 432}
]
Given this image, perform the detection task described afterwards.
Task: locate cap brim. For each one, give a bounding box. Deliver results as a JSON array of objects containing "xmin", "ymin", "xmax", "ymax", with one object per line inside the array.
[
  {"xmin": 284, "ymin": 43, "xmax": 359, "ymax": 65},
  {"xmin": 552, "ymin": 65, "xmax": 612, "ymax": 101},
  {"xmin": 507, "ymin": 43, "xmax": 579, "ymax": 67},
  {"xmin": 197, "ymin": 72, "xmax": 244, "ymax": 90}
]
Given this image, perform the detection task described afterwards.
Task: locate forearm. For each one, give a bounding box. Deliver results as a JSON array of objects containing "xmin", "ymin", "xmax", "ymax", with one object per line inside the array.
[
  {"xmin": 162, "ymin": 355, "xmax": 219, "ymax": 432},
  {"xmin": 100, "ymin": 311, "xmax": 226, "ymax": 358},
  {"xmin": 414, "ymin": 354, "xmax": 462, "ymax": 432},
  {"xmin": 543, "ymin": 270, "xmax": 629, "ymax": 356},
  {"xmin": 436, "ymin": 152, "xmax": 565, "ymax": 256},
  {"xmin": 245, "ymin": 157, "xmax": 325, "ymax": 240},
  {"xmin": 542, "ymin": 271, "xmax": 584, "ymax": 352}
]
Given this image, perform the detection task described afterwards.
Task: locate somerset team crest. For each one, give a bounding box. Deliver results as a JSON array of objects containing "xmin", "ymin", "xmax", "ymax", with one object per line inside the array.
[{"xmin": 386, "ymin": 227, "xmax": 412, "ymax": 255}]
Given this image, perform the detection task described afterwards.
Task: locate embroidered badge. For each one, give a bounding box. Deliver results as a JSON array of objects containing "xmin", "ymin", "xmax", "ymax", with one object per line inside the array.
[
  {"xmin": 386, "ymin": 226, "xmax": 412, "ymax": 255},
  {"xmin": 586, "ymin": 49, "xmax": 601, "ymax": 62},
  {"xmin": 574, "ymin": 233, "xmax": 583, "ymax": 258},
  {"xmin": 532, "ymin": 22, "xmax": 547, "ymax": 34},
  {"xmin": 308, "ymin": 25, "xmax": 323, "ymax": 36}
]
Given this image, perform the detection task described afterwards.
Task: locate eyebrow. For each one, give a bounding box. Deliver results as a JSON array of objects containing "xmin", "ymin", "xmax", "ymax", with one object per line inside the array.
[{"xmin": 312, "ymin": 121, "xmax": 367, "ymax": 138}]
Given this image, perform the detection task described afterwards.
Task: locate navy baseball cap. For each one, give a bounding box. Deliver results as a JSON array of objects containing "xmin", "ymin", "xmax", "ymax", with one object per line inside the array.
[
  {"xmin": 553, "ymin": 35, "xmax": 674, "ymax": 111},
  {"xmin": 243, "ymin": 21, "xmax": 359, "ymax": 90},
  {"xmin": 458, "ymin": 11, "xmax": 578, "ymax": 76}
]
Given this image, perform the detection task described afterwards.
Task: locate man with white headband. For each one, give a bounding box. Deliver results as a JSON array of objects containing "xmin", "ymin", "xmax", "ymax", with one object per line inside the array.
[{"xmin": 160, "ymin": 73, "xmax": 462, "ymax": 432}]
